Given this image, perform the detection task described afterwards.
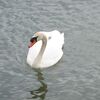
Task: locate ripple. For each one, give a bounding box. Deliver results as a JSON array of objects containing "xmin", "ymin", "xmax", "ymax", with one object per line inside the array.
[{"xmin": 1, "ymin": 0, "xmax": 100, "ymax": 100}]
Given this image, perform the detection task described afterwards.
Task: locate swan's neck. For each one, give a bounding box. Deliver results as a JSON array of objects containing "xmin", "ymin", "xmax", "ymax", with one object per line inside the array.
[{"xmin": 32, "ymin": 35, "xmax": 47, "ymax": 66}]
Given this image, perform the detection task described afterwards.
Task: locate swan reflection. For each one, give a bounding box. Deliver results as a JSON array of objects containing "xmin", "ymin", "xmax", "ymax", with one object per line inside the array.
[{"xmin": 29, "ymin": 69, "xmax": 48, "ymax": 100}]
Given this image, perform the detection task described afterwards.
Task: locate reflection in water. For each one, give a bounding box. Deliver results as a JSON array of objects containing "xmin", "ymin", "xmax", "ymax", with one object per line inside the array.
[{"xmin": 29, "ymin": 69, "xmax": 48, "ymax": 100}]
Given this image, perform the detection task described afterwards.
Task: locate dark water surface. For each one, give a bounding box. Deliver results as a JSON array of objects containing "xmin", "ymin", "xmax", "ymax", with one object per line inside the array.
[{"xmin": 0, "ymin": 0, "xmax": 100, "ymax": 100}]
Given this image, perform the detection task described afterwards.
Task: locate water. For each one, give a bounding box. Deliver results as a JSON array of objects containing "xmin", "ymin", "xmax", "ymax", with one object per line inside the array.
[{"xmin": 0, "ymin": 0, "xmax": 100, "ymax": 100}]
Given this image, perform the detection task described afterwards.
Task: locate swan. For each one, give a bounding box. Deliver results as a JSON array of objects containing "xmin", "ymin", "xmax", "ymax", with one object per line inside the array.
[{"xmin": 27, "ymin": 30, "xmax": 64, "ymax": 68}]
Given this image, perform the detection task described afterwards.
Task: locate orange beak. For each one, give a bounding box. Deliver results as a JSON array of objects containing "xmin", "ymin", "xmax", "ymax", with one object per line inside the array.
[{"xmin": 28, "ymin": 41, "xmax": 36, "ymax": 48}]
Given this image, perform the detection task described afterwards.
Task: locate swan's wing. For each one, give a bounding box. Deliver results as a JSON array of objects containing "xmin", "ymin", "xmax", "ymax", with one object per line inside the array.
[
  {"xmin": 41, "ymin": 30, "xmax": 64, "ymax": 67},
  {"xmin": 49, "ymin": 30, "xmax": 64, "ymax": 47},
  {"xmin": 41, "ymin": 30, "xmax": 64, "ymax": 48}
]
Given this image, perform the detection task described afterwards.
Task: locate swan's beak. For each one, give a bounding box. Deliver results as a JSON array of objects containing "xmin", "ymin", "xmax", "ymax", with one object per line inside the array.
[
  {"xmin": 28, "ymin": 36, "xmax": 37, "ymax": 48},
  {"xmin": 28, "ymin": 42, "xmax": 35, "ymax": 48},
  {"xmin": 28, "ymin": 41, "xmax": 37, "ymax": 48}
]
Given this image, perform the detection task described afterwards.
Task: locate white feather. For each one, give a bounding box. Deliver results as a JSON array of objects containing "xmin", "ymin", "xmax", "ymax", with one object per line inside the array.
[{"xmin": 27, "ymin": 30, "xmax": 64, "ymax": 68}]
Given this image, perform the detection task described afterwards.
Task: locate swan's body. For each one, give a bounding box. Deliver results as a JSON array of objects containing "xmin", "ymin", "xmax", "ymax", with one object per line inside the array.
[{"xmin": 27, "ymin": 30, "xmax": 64, "ymax": 68}]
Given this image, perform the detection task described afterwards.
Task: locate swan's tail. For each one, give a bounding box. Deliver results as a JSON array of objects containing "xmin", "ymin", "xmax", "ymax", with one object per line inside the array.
[{"xmin": 61, "ymin": 32, "xmax": 64, "ymax": 45}]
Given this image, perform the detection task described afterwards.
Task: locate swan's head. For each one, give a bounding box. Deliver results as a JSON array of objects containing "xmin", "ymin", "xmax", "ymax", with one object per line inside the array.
[{"xmin": 28, "ymin": 32, "xmax": 46, "ymax": 48}]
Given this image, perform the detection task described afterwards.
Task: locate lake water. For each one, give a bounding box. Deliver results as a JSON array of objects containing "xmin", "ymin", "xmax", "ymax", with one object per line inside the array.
[{"xmin": 0, "ymin": 0, "xmax": 100, "ymax": 100}]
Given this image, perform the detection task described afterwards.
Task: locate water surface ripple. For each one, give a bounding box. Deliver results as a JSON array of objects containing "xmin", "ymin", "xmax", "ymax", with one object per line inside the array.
[{"xmin": 0, "ymin": 0, "xmax": 100, "ymax": 100}]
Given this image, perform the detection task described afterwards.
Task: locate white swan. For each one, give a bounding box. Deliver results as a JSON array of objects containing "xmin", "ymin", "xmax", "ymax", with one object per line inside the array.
[{"xmin": 27, "ymin": 30, "xmax": 64, "ymax": 68}]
